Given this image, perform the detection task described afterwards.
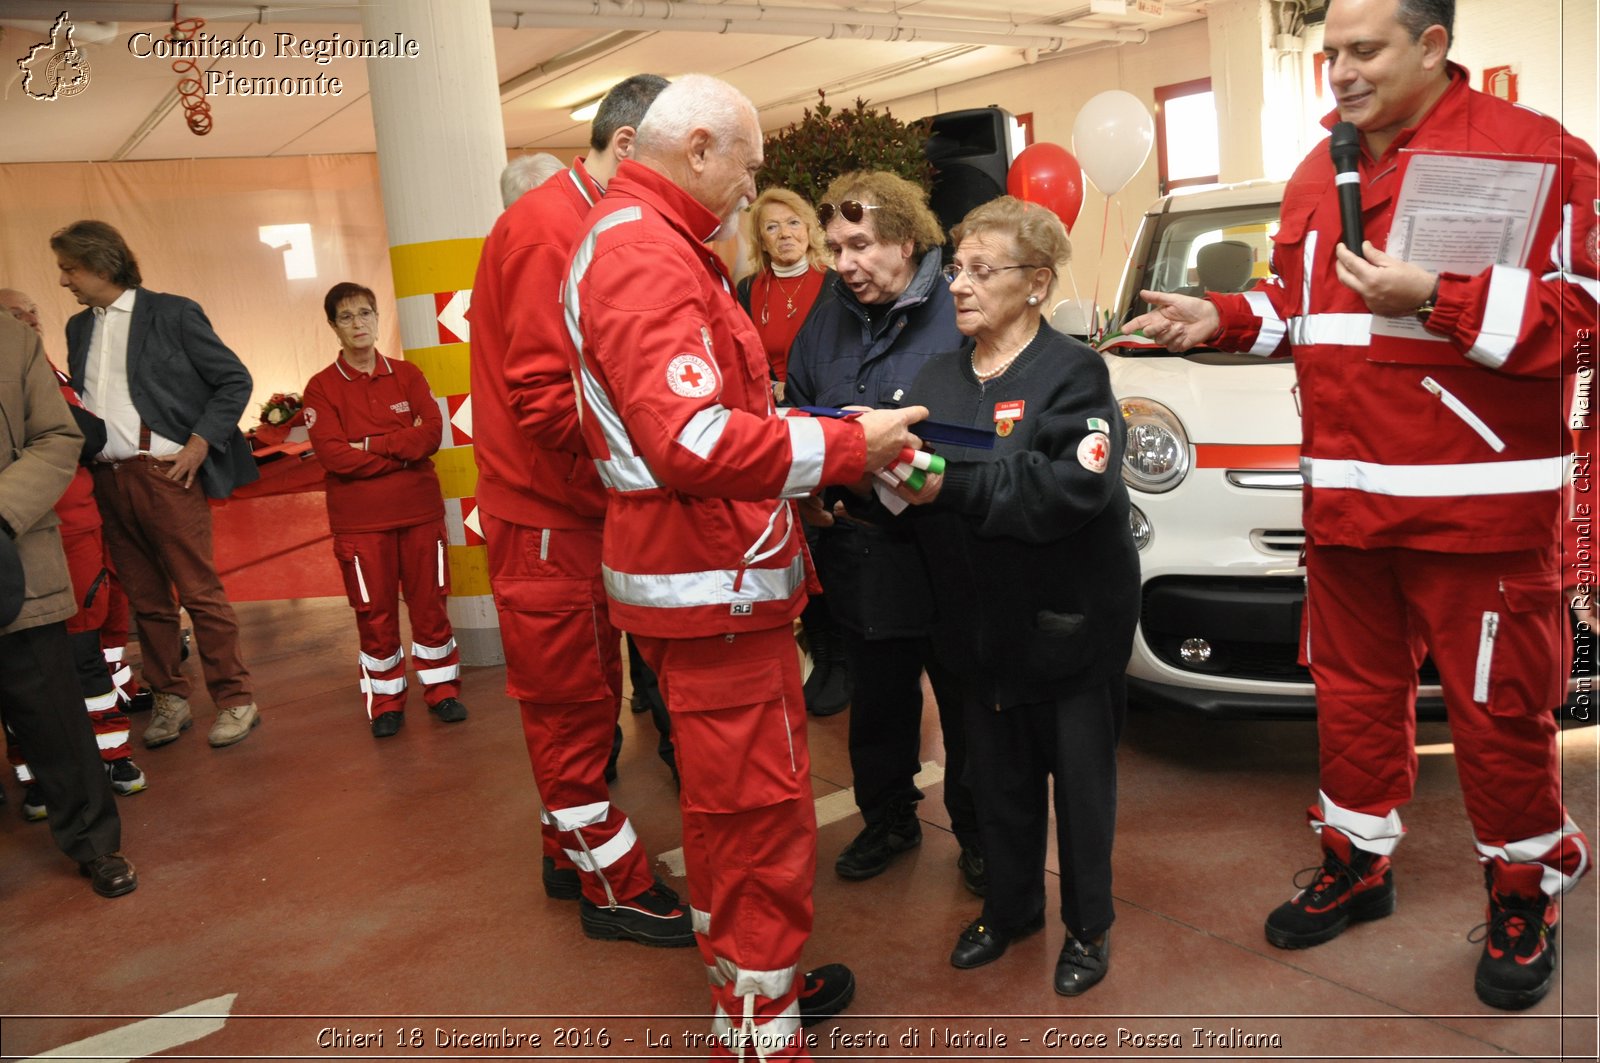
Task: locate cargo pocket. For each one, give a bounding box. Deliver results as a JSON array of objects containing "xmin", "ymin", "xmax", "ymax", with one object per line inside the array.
[
  {"xmin": 1477, "ymin": 569, "xmax": 1565, "ymax": 716},
  {"xmin": 491, "ymin": 576, "xmax": 612, "ymax": 703},
  {"xmin": 666, "ymin": 656, "xmax": 801, "ymax": 815},
  {"xmin": 332, "ymin": 537, "xmax": 371, "ymax": 613}
]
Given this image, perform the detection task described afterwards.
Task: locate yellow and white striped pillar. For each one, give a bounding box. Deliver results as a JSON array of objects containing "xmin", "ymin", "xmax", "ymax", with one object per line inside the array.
[{"xmin": 362, "ymin": 0, "xmax": 504, "ymax": 664}]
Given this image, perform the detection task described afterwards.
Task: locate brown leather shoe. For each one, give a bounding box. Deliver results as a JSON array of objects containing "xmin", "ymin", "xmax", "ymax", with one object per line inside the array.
[{"xmin": 79, "ymin": 852, "xmax": 138, "ymax": 898}]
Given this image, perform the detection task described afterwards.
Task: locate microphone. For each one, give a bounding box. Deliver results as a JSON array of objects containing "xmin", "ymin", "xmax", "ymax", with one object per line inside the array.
[{"xmin": 1329, "ymin": 121, "xmax": 1364, "ymax": 256}]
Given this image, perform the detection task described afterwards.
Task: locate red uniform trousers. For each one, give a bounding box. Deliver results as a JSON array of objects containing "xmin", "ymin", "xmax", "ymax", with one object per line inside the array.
[
  {"xmin": 482, "ymin": 514, "xmax": 652, "ymax": 906},
  {"xmin": 89, "ymin": 459, "xmax": 252, "ymax": 708},
  {"xmin": 331, "ymin": 519, "xmax": 460, "ymax": 718},
  {"xmin": 1305, "ymin": 542, "xmax": 1589, "ymax": 896},
  {"xmin": 635, "ymin": 626, "xmax": 814, "ymax": 1060}
]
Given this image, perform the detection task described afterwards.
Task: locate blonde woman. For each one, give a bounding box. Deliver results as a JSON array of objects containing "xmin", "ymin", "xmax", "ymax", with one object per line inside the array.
[{"xmin": 736, "ymin": 186, "xmax": 833, "ymax": 398}]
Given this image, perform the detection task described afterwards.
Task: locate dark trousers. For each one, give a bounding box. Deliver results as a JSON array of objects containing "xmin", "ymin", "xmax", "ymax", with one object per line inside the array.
[
  {"xmin": 625, "ymin": 634, "xmax": 675, "ymax": 769},
  {"xmin": 840, "ymin": 630, "xmax": 977, "ymax": 847},
  {"xmin": 0, "ymin": 622, "xmax": 121, "ymax": 863},
  {"xmin": 90, "ymin": 460, "xmax": 251, "ymax": 707},
  {"xmin": 965, "ymin": 675, "xmax": 1125, "ymax": 940}
]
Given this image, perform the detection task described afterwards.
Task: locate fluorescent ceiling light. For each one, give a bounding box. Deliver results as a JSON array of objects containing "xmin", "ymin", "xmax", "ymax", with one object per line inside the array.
[{"xmin": 570, "ymin": 97, "xmax": 602, "ymax": 122}]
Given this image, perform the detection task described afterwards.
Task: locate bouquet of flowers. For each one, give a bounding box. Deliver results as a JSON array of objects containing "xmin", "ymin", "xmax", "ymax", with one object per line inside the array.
[{"xmin": 259, "ymin": 392, "xmax": 302, "ymax": 426}]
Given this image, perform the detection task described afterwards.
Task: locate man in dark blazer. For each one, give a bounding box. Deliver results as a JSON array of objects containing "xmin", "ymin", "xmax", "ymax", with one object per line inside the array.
[{"xmin": 55, "ymin": 219, "xmax": 262, "ymax": 750}]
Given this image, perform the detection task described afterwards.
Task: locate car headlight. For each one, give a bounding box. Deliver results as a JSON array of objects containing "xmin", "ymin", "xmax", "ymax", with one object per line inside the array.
[
  {"xmin": 1119, "ymin": 397, "xmax": 1190, "ymax": 494},
  {"xmin": 1128, "ymin": 503, "xmax": 1152, "ymax": 550}
]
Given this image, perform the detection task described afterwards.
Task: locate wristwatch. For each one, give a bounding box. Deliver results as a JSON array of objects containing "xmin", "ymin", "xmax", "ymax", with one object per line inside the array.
[{"xmin": 1415, "ymin": 276, "xmax": 1441, "ymax": 323}]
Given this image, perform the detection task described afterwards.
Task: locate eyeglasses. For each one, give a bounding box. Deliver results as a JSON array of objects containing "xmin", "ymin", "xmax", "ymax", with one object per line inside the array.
[
  {"xmin": 941, "ymin": 262, "xmax": 1042, "ymax": 285},
  {"xmin": 817, "ymin": 201, "xmax": 882, "ymax": 226},
  {"xmin": 335, "ymin": 308, "xmax": 377, "ymax": 327}
]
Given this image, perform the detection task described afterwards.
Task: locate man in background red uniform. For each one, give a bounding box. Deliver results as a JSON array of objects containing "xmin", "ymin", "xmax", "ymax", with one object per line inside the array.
[
  {"xmin": 469, "ymin": 75, "xmax": 693, "ymax": 947},
  {"xmin": 1128, "ymin": 0, "xmax": 1595, "ymax": 1011},
  {"xmin": 0, "ymin": 286, "xmax": 147, "ymax": 815},
  {"xmin": 301, "ymin": 282, "xmax": 465, "ymax": 738}
]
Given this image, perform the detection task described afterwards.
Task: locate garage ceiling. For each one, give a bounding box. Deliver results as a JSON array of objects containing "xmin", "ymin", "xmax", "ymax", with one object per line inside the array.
[{"xmin": 0, "ymin": 0, "xmax": 1205, "ymax": 163}]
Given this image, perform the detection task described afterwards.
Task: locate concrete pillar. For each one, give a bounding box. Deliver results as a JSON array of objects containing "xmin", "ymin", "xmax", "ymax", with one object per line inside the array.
[
  {"xmin": 362, "ymin": 0, "xmax": 505, "ymax": 665},
  {"xmin": 1206, "ymin": 0, "xmax": 1312, "ymax": 182}
]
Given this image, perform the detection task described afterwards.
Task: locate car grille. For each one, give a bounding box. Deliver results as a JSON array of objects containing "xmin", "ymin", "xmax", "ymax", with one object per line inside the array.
[{"xmin": 1250, "ymin": 528, "xmax": 1305, "ymax": 555}]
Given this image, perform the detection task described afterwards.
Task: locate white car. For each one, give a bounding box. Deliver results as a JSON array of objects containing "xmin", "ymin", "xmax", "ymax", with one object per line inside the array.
[{"xmin": 1087, "ymin": 180, "xmax": 1452, "ymax": 717}]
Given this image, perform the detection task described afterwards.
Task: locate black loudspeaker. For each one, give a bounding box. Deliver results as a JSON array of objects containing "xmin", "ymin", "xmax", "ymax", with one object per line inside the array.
[{"xmin": 923, "ymin": 107, "xmax": 1014, "ymax": 237}]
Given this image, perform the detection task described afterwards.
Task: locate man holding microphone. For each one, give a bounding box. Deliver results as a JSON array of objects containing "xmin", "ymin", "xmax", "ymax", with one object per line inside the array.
[{"xmin": 1128, "ymin": 0, "xmax": 1595, "ymax": 1011}]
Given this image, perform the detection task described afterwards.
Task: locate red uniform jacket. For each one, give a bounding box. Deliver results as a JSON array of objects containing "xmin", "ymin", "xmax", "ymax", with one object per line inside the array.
[
  {"xmin": 50, "ymin": 361, "xmax": 100, "ymax": 536},
  {"xmin": 1209, "ymin": 64, "xmax": 1598, "ymax": 554},
  {"xmin": 469, "ymin": 158, "xmax": 608, "ymax": 530},
  {"xmin": 563, "ymin": 161, "xmax": 867, "ymax": 638},
  {"xmin": 302, "ymin": 353, "xmax": 445, "ymax": 534}
]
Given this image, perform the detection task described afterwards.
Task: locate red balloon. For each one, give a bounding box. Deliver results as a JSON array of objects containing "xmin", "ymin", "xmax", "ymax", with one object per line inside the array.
[{"xmin": 1007, "ymin": 142, "xmax": 1085, "ymax": 232}]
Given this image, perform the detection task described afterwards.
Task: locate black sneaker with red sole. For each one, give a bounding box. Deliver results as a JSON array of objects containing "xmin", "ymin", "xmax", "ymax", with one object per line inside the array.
[
  {"xmin": 580, "ymin": 882, "xmax": 695, "ymax": 947},
  {"xmin": 1265, "ymin": 830, "xmax": 1395, "ymax": 949},
  {"xmin": 798, "ymin": 963, "xmax": 855, "ymax": 1026}
]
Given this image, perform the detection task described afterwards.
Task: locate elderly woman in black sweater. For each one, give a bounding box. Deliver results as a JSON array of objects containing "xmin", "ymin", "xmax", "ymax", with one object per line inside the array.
[{"xmin": 897, "ymin": 196, "xmax": 1139, "ymax": 996}]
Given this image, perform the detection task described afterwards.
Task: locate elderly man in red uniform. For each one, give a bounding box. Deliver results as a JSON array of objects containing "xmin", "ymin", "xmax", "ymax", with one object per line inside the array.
[
  {"xmin": 469, "ymin": 75, "xmax": 692, "ymax": 946},
  {"xmin": 1129, "ymin": 0, "xmax": 1595, "ymax": 1011},
  {"xmin": 301, "ymin": 282, "xmax": 465, "ymax": 737},
  {"xmin": 564, "ymin": 73, "xmax": 930, "ymax": 1057}
]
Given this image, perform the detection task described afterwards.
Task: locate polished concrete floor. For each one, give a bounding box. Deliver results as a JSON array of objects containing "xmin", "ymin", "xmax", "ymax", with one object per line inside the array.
[{"xmin": 1, "ymin": 595, "xmax": 1596, "ymax": 1061}]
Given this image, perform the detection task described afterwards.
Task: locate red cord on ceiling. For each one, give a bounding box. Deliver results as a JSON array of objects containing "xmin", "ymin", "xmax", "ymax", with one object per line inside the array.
[{"xmin": 166, "ymin": 14, "xmax": 213, "ymax": 136}]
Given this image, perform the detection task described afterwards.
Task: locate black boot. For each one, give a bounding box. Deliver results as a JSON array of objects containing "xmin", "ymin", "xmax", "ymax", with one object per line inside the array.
[{"xmin": 801, "ymin": 595, "xmax": 851, "ymax": 717}]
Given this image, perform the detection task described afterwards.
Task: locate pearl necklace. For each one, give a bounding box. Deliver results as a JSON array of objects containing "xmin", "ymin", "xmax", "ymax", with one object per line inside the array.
[{"xmin": 971, "ymin": 331, "xmax": 1034, "ymax": 381}]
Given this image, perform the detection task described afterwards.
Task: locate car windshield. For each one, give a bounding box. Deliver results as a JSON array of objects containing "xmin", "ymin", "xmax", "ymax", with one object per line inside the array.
[{"xmin": 1118, "ymin": 199, "xmax": 1281, "ymax": 351}]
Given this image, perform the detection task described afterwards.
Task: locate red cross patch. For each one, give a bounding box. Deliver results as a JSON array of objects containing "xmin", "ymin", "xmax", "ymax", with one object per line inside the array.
[
  {"xmin": 667, "ymin": 353, "xmax": 718, "ymax": 399},
  {"xmin": 1078, "ymin": 431, "xmax": 1110, "ymax": 474}
]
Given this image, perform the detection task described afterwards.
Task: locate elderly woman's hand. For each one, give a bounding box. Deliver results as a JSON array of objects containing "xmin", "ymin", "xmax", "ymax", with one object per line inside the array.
[
  {"xmin": 893, "ymin": 470, "xmax": 944, "ymax": 506},
  {"xmin": 796, "ymin": 494, "xmax": 834, "ymax": 527}
]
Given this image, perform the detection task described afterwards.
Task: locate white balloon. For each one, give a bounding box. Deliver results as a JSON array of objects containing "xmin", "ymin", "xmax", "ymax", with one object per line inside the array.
[{"xmin": 1071, "ymin": 90, "xmax": 1155, "ymax": 196}]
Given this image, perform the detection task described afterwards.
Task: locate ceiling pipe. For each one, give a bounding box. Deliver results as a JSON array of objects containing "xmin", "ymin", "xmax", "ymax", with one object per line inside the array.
[{"xmin": 6, "ymin": 0, "xmax": 1148, "ymax": 52}]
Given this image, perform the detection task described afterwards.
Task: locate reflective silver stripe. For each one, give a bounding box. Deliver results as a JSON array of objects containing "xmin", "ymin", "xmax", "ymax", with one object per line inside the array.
[
  {"xmin": 564, "ymin": 819, "xmax": 638, "ymax": 871},
  {"xmin": 416, "ymin": 664, "xmax": 460, "ymax": 686},
  {"xmin": 1473, "ymin": 610, "xmax": 1498, "ymax": 703},
  {"xmin": 1301, "ymin": 230, "xmax": 1316, "ymax": 311},
  {"xmin": 1288, "ymin": 312, "xmax": 1372, "ymax": 346},
  {"xmin": 726, "ymin": 961, "xmax": 797, "ymax": 1000},
  {"xmin": 1420, "ymin": 376, "xmax": 1506, "ymax": 453},
  {"xmin": 437, "ymin": 538, "xmax": 445, "ymax": 587},
  {"xmin": 1313, "ymin": 789, "xmax": 1403, "ymax": 856},
  {"xmin": 1243, "ymin": 290, "xmax": 1285, "ymax": 355},
  {"xmin": 352, "ymin": 554, "xmax": 369, "ymax": 604},
  {"xmin": 1466, "ymin": 265, "xmax": 1530, "ymax": 369},
  {"xmin": 565, "ymin": 207, "xmax": 652, "ymax": 490},
  {"xmin": 545, "ymin": 800, "xmax": 610, "ymax": 832},
  {"xmin": 603, "ymin": 553, "xmax": 805, "ymax": 610},
  {"xmin": 782, "ymin": 417, "xmax": 825, "ymax": 497},
  {"xmin": 360, "ymin": 649, "xmax": 404, "ymax": 672},
  {"xmin": 1475, "ymin": 815, "xmax": 1590, "ymax": 897},
  {"xmin": 109, "ymin": 664, "xmax": 133, "ymax": 694},
  {"xmin": 411, "ymin": 638, "xmax": 457, "ymax": 661},
  {"xmin": 539, "ymin": 528, "xmax": 551, "ymax": 561},
  {"xmin": 711, "ymin": 1003, "xmax": 801, "ymax": 1050},
  {"xmin": 15, "ymin": 764, "xmax": 34, "ymax": 783},
  {"xmin": 96, "ymin": 730, "xmax": 128, "ymax": 752},
  {"xmin": 360, "ymin": 676, "xmax": 407, "ymax": 695},
  {"xmin": 85, "ymin": 689, "xmax": 118, "ymax": 713},
  {"xmin": 103, "ymin": 645, "xmax": 125, "ymax": 663},
  {"xmin": 692, "ymin": 907, "xmax": 712, "ymax": 937},
  {"xmin": 678, "ymin": 404, "xmax": 733, "ymax": 460},
  {"xmin": 1300, "ymin": 454, "xmax": 1565, "ymax": 497}
]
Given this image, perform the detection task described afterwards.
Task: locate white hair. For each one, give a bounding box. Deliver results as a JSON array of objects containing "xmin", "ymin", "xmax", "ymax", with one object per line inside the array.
[
  {"xmin": 500, "ymin": 153, "xmax": 566, "ymax": 208},
  {"xmin": 635, "ymin": 74, "xmax": 758, "ymax": 156}
]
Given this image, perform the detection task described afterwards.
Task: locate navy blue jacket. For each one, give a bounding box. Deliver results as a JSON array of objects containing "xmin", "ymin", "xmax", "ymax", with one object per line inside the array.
[
  {"xmin": 66, "ymin": 289, "xmax": 258, "ymax": 499},
  {"xmin": 785, "ymin": 250, "xmax": 961, "ymax": 638}
]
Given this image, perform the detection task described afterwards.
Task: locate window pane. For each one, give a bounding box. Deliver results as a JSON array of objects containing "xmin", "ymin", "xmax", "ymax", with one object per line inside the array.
[{"xmin": 1165, "ymin": 91, "xmax": 1219, "ymax": 182}]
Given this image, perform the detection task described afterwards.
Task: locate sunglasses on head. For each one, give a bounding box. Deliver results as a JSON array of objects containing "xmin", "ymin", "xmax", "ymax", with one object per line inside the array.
[{"xmin": 817, "ymin": 200, "xmax": 882, "ymax": 226}]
